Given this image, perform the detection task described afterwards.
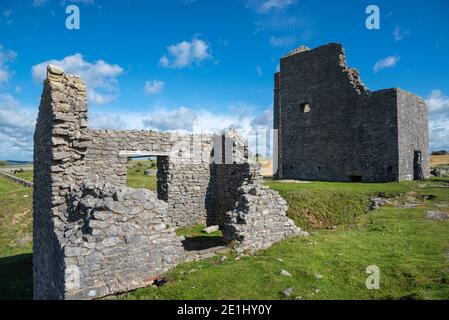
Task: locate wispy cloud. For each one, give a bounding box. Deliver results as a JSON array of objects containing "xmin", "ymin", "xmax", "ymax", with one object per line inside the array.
[
  {"xmin": 0, "ymin": 94, "xmax": 36, "ymax": 160},
  {"xmin": 426, "ymin": 89, "xmax": 449, "ymax": 151},
  {"xmin": 269, "ymin": 35, "xmax": 296, "ymax": 47},
  {"xmin": 32, "ymin": 53, "xmax": 123, "ymax": 105},
  {"xmin": 144, "ymin": 80, "xmax": 165, "ymax": 95},
  {"xmin": 426, "ymin": 89, "xmax": 449, "ymax": 114},
  {"xmin": 0, "ymin": 44, "xmax": 17, "ymax": 83},
  {"xmin": 159, "ymin": 36, "xmax": 212, "ymax": 69},
  {"xmin": 393, "ymin": 26, "xmax": 411, "ymax": 42},
  {"xmin": 90, "ymin": 105, "xmax": 275, "ymax": 156},
  {"xmin": 256, "ymin": 65, "xmax": 263, "ymax": 76},
  {"xmin": 32, "ymin": 0, "xmax": 49, "ymax": 7},
  {"xmin": 247, "ymin": 0, "xmax": 296, "ymax": 14},
  {"xmin": 373, "ymin": 55, "xmax": 400, "ymax": 73},
  {"xmin": 60, "ymin": 0, "xmax": 95, "ymax": 5}
]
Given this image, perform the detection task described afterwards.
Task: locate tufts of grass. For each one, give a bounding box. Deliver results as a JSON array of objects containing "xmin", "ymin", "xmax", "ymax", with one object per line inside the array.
[
  {"xmin": 126, "ymin": 160, "xmax": 157, "ymax": 191},
  {"xmin": 125, "ymin": 205, "xmax": 449, "ymax": 300},
  {"xmin": 0, "ymin": 176, "xmax": 33, "ymax": 299},
  {"xmin": 278, "ymin": 189, "xmax": 369, "ymax": 230},
  {"xmin": 176, "ymin": 224, "xmax": 223, "ymax": 239},
  {"xmin": 12, "ymin": 171, "xmax": 33, "ymax": 183}
]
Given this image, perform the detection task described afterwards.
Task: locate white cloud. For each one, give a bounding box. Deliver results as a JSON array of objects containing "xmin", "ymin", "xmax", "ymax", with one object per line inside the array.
[
  {"xmin": 144, "ymin": 80, "xmax": 164, "ymax": 95},
  {"xmin": 0, "ymin": 44, "xmax": 17, "ymax": 83},
  {"xmin": 429, "ymin": 114, "xmax": 449, "ymax": 151},
  {"xmin": 425, "ymin": 90, "xmax": 449, "ymax": 114},
  {"xmin": 393, "ymin": 26, "xmax": 410, "ymax": 42},
  {"xmin": 0, "ymin": 94, "xmax": 36, "ymax": 160},
  {"xmin": 248, "ymin": 0, "xmax": 296, "ymax": 14},
  {"xmin": 159, "ymin": 36, "xmax": 212, "ymax": 69},
  {"xmin": 60, "ymin": 0, "xmax": 95, "ymax": 5},
  {"xmin": 88, "ymin": 104, "xmax": 275, "ymax": 157},
  {"xmin": 426, "ymin": 90, "xmax": 449, "ymax": 151},
  {"xmin": 32, "ymin": 53, "xmax": 123, "ymax": 105},
  {"xmin": 143, "ymin": 107, "xmax": 197, "ymax": 131},
  {"xmin": 32, "ymin": 0, "xmax": 49, "ymax": 7},
  {"xmin": 256, "ymin": 65, "xmax": 263, "ymax": 77},
  {"xmin": 373, "ymin": 55, "xmax": 400, "ymax": 73},
  {"xmin": 269, "ymin": 35, "xmax": 295, "ymax": 47}
]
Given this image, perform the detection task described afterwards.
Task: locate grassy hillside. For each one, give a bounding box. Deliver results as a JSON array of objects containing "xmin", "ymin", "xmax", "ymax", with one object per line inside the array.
[
  {"xmin": 123, "ymin": 178, "xmax": 449, "ymax": 300},
  {"xmin": 11, "ymin": 171, "xmax": 33, "ymax": 182},
  {"xmin": 127, "ymin": 160, "xmax": 157, "ymax": 190},
  {"xmin": 0, "ymin": 176, "xmax": 33, "ymax": 299},
  {"xmin": 1, "ymin": 168, "xmax": 448, "ymax": 300}
]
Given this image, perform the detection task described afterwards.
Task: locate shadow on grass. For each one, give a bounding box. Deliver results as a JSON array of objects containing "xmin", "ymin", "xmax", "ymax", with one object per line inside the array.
[
  {"xmin": 181, "ymin": 236, "xmax": 226, "ymax": 251},
  {"xmin": 0, "ymin": 253, "xmax": 32, "ymax": 300}
]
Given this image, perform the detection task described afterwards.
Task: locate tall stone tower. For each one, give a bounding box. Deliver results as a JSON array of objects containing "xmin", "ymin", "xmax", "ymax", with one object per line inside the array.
[{"xmin": 274, "ymin": 43, "xmax": 429, "ymax": 182}]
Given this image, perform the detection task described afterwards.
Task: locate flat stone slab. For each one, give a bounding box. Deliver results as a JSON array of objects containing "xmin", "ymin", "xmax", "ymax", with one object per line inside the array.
[
  {"xmin": 184, "ymin": 246, "xmax": 229, "ymax": 262},
  {"xmin": 425, "ymin": 210, "xmax": 448, "ymax": 221},
  {"xmin": 276, "ymin": 180, "xmax": 312, "ymax": 184}
]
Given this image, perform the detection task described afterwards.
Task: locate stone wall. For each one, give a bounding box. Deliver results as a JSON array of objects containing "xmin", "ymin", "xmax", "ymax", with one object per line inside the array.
[
  {"xmin": 85, "ymin": 130, "xmax": 219, "ymax": 227},
  {"xmin": 222, "ymin": 179, "xmax": 307, "ymax": 253},
  {"xmin": 64, "ymin": 181, "xmax": 185, "ymax": 299},
  {"xmin": 33, "ymin": 65, "xmax": 91, "ymax": 299},
  {"xmin": 34, "ymin": 66, "xmax": 303, "ymax": 300},
  {"xmin": 208, "ymin": 163, "xmax": 263, "ymax": 226},
  {"xmin": 397, "ymin": 89, "xmax": 430, "ymax": 180},
  {"xmin": 274, "ymin": 43, "xmax": 429, "ymax": 182}
]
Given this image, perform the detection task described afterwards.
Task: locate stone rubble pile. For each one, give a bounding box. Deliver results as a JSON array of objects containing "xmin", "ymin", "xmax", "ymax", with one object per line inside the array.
[{"xmin": 223, "ymin": 183, "xmax": 308, "ymax": 253}]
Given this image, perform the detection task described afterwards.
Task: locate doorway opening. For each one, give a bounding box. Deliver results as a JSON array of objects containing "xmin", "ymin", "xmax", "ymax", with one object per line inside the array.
[
  {"xmin": 414, "ymin": 150, "xmax": 424, "ymax": 180},
  {"xmin": 349, "ymin": 175, "xmax": 362, "ymax": 182}
]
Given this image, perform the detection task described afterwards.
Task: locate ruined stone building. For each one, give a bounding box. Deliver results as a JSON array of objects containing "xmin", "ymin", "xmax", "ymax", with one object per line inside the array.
[
  {"xmin": 33, "ymin": 65, "xmax": 305, "ymax": 300},
  {"xmin": 274, "ymin": 43, "xmax": 429, "ymax": 182}
]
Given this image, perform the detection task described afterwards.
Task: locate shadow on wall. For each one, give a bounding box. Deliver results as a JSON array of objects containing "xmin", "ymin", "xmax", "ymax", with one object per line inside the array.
[{"xmin": 0, "ymin": 253, "xmax": 33, "ymax": 300}]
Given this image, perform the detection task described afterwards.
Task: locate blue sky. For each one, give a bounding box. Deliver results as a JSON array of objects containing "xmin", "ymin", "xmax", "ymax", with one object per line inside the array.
[{"xmin": 0, "ymin": 0, "xmax": 448, "ymax": 160}]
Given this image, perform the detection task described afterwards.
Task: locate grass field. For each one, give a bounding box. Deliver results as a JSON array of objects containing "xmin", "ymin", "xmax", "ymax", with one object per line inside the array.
[
  {"xmin": 0, "ymin": 176, "xmax": 33, "ymax": 299},
  {"xmin": 1, "ymin": 164, "xmax": 448, "ymax": 300},
  {"xmin": 431, "ymin": 154, "xmax": 449, "ymax": 169},
  {"xmin": 123, "ymin": 177, "xmax": 449, "ymax": 300},
  {"xmin": 126, "ymin": 160, "xmax": 157, "ymax": 190},
  {"xmin": 11, "ymin": 171, "xmax": 34, "ymax": 182}
]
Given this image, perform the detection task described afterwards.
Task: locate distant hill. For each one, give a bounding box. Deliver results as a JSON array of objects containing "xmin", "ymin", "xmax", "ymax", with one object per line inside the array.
[{"xmin": 0, "ymin": 160, "xmax": 33, "ymax": 167}]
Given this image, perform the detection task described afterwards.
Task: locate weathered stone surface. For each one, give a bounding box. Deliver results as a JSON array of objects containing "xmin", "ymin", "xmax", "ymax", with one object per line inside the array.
[
  {"xmin": 33, "ymin": 66, "xmax": 304, "ymax": 300},
  {"xmin": 222, "ymin": 168, "xmax": 306, "ymax": 253},
  {"xmin": 274, "ymin": 43, "xmax": 429, "ymax": 182}
]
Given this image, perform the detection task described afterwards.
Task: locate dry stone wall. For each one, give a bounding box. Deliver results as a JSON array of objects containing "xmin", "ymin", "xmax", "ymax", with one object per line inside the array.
[
  {"xmin": 85, "ymin": 130, "xmax": 219, "ymax": 227},
  {"xmin": 222, "ymin": 172, "xmax": 307, "ymax": 253},
  {"xmin": 64, "ymin": 181, "xmax": 185, "ymax": 299},
  {"xmin": 33, "ymin": 65, "xmax": 91, "ymax": 299},
  {"xmin": 33, "ymin": 65, "xmax": 303, "ymax": 300}
]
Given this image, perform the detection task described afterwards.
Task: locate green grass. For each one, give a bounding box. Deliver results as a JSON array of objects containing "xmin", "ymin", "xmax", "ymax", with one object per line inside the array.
[
  {"xmin": 0, "ymin": 176, "xmax": 33, "ymax": 299},
  {"xmin": 126, "ymin": 160, "xmax": 157, "ymax": 191},
  {"xmin": 1, "ymin": 168, "xmax": 449, "ymax": 300},
  {"xmin": 176, "ymin": 224, "xmax": 223, "ymax": 239},
  {"xmin": 11, "ymin": 171, "xmax": 34, "ymax": 182},
  {"xmin": 124, "ymin": 179, "xmax": 449, "ymax": 300}
]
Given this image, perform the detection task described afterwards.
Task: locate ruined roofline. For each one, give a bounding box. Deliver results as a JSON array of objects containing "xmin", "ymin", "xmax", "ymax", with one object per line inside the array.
[
  {"xmin": 280, "ymin": 42, "xmax": 368, "ymax": 95},
  {"xmin": 281, "ymin": 42, "xmax": 341, "ymax": 59},
  {"xmin": 368, "ymin": 87, "xmax": 426, "ymax": 104},
  {"xmin": 46, "ymin": 64, "xmax": 83, "ymax": 81},
  {"xmin": 279, "ymin": 43, "xmax": 425, "ymax": 103}
]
